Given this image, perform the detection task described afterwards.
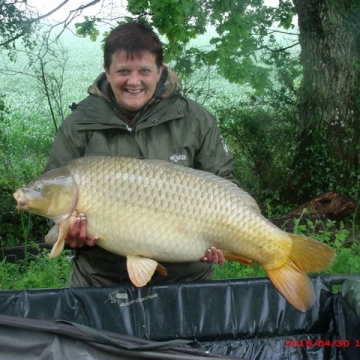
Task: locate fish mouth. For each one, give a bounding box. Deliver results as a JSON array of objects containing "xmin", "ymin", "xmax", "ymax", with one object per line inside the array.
[{"xmin": 13, "ymin": 190, "xmax": 26, "ymax": 211}]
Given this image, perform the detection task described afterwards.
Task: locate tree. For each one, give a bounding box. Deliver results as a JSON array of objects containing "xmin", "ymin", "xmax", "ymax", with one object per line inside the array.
[{"xmin": 290, "ymin": 0, "xmax": 360, "ymax": 201}]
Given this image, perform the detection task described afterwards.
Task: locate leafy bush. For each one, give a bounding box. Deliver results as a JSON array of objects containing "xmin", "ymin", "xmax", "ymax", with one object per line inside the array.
[
  {"xmin": 292, "ymin": 215, "xmax": 360, "ymax": 276},
  {"xmin": 0, "ymin": 247, "xmax": 72, "ymax": 290},
  {"xmin": 213, "ymin": 98, "xmax": 298, "ymax": 214},
  {"xmin": 0, "ymin": 98, "xmax": 52, "ymax": 247},
  {"xmin": 290, "ymin": 127, "xmax": 360, "ymax": 203}
]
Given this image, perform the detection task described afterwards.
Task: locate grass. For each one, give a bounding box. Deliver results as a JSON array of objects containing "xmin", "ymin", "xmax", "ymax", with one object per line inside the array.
[
  {"xmin": 0, "ymin": 247, "xmax": 72, "ymax": 290},
  {"xmin": 0, "ymin": 210, "xmax": 71, "ymax": 290},
  {"xmin": 292, "ymin": 216, "xmax": 360, "ymax": 276}
]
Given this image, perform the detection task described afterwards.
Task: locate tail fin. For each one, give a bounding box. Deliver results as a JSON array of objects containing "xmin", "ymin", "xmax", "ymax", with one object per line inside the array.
[{"xmin": 266, "ymin": 234, "xmax": 336, "ymax": 312}]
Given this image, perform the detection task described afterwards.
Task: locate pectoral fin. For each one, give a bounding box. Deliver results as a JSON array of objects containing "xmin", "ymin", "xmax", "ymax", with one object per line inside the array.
[
  {"xmin": 45, "ymin": 225, "xmax": 59, "ymax": 244},
  {"xmin": 49, "ymin": 218, "xmax": 71, "ymax": 258},
  {"xmin": 126, "ymin": 255, "xmax": 159, "ymax": 287},
  {"xmin": 49, "ymin": 212, "xmax": 77, "ymax": 258}
]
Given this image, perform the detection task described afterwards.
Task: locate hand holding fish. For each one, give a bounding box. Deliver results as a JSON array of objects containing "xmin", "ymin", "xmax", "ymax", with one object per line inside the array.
[
  {"xmin": 65, "ymin": 213, "xmax": 99, "ymax": 248},
  {"xmin": 201, "ymin": 247, "xmax": 226, "ymax": 265}
]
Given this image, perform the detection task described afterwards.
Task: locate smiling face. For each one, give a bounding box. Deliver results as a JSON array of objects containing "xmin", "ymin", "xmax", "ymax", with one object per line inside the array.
[{"xmin": 104, "ymin": 50, "xmax": 164, "ymax": 112}]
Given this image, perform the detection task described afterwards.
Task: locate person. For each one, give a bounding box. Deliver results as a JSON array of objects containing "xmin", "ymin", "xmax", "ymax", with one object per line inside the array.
[{"xmin": 44, "ymin": 21, "xmax": 235, "ymax": 288}]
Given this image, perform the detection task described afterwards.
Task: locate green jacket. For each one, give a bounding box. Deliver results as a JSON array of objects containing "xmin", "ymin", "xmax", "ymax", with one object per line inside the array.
[
  {"xmin": 45, "ymin": 70, "xmax": 237, "ymax": 287},
  {"xmin": 45, "ymin": 72, "xmax": 237, "ymax": 184}
]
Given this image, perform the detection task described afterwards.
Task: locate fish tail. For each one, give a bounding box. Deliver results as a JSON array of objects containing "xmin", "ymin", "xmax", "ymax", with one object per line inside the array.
[{"xmin": 266, "ymin": 234, "xmax": 336, "ymax": 312}]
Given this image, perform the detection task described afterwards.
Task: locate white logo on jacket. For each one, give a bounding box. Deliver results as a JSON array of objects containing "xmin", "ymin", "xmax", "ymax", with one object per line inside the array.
[{"xmin": 169, "ymin": 153, "xmax": 187, "ymax": 163}]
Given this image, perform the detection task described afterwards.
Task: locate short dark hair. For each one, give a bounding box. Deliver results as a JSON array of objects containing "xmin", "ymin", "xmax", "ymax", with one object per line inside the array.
[{"xmin": 104, "ymin": 21, "xmax": 164, "ymax": 69}]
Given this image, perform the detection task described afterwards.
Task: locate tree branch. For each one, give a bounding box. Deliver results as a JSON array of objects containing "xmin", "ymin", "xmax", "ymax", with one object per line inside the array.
[
  {"xmin": 31, "ymin": 0, "xmax": 70, "ymax": 22},
  {"xmin": 267, "ymin": 28, "xmax": 300, "ymax": 36},
  {"xmin": 0, "ymin": 32, "xmax": 25, "ymax": 47},
  {"xmin": 257, "ymin": 41, "xmax": 300, "ymax": 52},
  {"xmin": 29, "ymin": 1, "xmax": 102, "ymax": 24},
  {"xmin": 0, "ymin": 1, "xmax": 102, "ymax": 47}
]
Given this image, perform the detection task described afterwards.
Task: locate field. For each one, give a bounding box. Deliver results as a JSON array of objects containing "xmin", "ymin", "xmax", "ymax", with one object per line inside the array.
[{"xmin": 0, "ymin": 29, "xmax": 359, "ymax": 290}]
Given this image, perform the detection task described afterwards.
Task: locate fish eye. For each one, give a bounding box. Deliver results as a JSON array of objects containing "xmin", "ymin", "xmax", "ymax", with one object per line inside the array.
[{"xmin": 36, "ymin": 184, "xmax": 43, "ymax": 192}]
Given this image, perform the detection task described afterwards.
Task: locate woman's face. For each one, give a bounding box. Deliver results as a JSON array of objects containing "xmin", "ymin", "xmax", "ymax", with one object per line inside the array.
[{"xmin": 104, "ymin": 50, "xmax": 164, "ymax": 112}]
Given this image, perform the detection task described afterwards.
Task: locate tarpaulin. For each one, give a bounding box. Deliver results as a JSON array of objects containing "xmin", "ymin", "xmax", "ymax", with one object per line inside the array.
[{"xmin": 0, "ymin": 275, "xmax": 359, "ymax": 359}]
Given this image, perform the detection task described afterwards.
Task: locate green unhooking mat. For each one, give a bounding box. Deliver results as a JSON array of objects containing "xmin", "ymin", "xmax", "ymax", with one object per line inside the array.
[{"xmin": 0, "ymin": 275, "xmax": 359, "ymax": 359}]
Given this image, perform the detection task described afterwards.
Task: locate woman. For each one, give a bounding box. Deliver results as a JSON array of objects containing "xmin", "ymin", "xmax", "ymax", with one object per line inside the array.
[{"xmin": 45, "ymin": 21, "xmax": 232, "ymax": 287}]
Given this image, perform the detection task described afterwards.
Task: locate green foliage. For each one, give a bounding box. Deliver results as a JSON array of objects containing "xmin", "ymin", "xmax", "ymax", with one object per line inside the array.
[
  {"xmin": 273, "ymin": 0, "xmax": 297, "ymax": 29},
  {"xmin": 292, "ymin": 215, "xmax": 360, "ymax": 276},
  {"xmin": 0, "ymin": 202, "xmax": 48, "ymax": 249},
  {"xmin": 291, "ymin": 128, "xmax": 360, "ymax": 202},
  {"xmin": 213, "ymin": 87, "xmax": 299, "ymax": 208},
  {"xmin": 214, "ymin": 260, "xmax": 266, "ymax": 280},
  {"xmin": 0, "ymin": 0, "xmax": 39, "ymax": 59},
  {"xmin": 93, "ymin": 0, "xmax": 299, "ymax": 93},
  {"xmin": 0, "ymin": 247, "xmax": 71, "ymax": 290},
  {"xmin": 170, "ymin": 47, "xmax": 209, "ymax": 85},
  {"xmin": 127, "ymin": 0, "xmax": 207, "ymax": 60},
  {"xmin": 75, "ymin": 16, "xmax": 101, "ymax": 41},
  {"xmin": 0, "ymin": 96, "xmax": 52, "ymax": 248}
]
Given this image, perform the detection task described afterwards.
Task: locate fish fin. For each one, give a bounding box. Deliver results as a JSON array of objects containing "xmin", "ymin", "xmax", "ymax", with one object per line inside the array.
[
  {"xmin": 287, "ymin": 233, "xmax": 336, "ymax": 272},
  {"xmin": 49, "ymin": 219, "xmax": 71, "ymax": 258},
  {"xmin": 156, "ymin": 263, "xmax": 168, "ymax": 276},
  {"xmin": 127, "ymin": 255, "xmax": 158, "ymax": 287},
  {"xmin": 266, "ymin": 234, "xmax": 336, "ymax": 312},
  {"xmin": 225, "ymin": 254, "xmax": 253, "ymax": 266},
  {"xmin": 267, "ymin": 260, "xmax": 313, "ymax": 313},
  {"xmin": 45, "ymin": 225, "xmax": 59, "ymax": 244}
]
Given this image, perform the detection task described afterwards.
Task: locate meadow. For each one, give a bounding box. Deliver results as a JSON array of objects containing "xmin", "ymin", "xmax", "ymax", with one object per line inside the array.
[{"xmin": 0, "ymin": 29, "xmax": 359, "ymax": 290}]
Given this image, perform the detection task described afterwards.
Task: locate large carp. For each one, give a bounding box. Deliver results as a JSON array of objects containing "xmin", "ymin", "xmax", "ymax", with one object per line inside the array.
[{"xmin": 14, "ymin": 156, "xmax": 335, "ymax": 312}]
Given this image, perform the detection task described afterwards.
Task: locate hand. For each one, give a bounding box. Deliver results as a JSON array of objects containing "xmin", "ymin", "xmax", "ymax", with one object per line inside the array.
[
  {"xmin": 200, "ymin": 246, "xmax": 226, "ymax": 265},
  {"xmin": 64, "ymin": 213, "xmax": 99, "ymax": 248}
]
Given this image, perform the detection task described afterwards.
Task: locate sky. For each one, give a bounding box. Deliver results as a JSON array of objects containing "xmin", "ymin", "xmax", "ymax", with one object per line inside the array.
[
  {"xmin": 26, "ymin": 0, "xmax": 281, "ymax": 22},
  {"xmin": 26, "ymin": 0, "xmax": 128, "ymax": 22}
]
